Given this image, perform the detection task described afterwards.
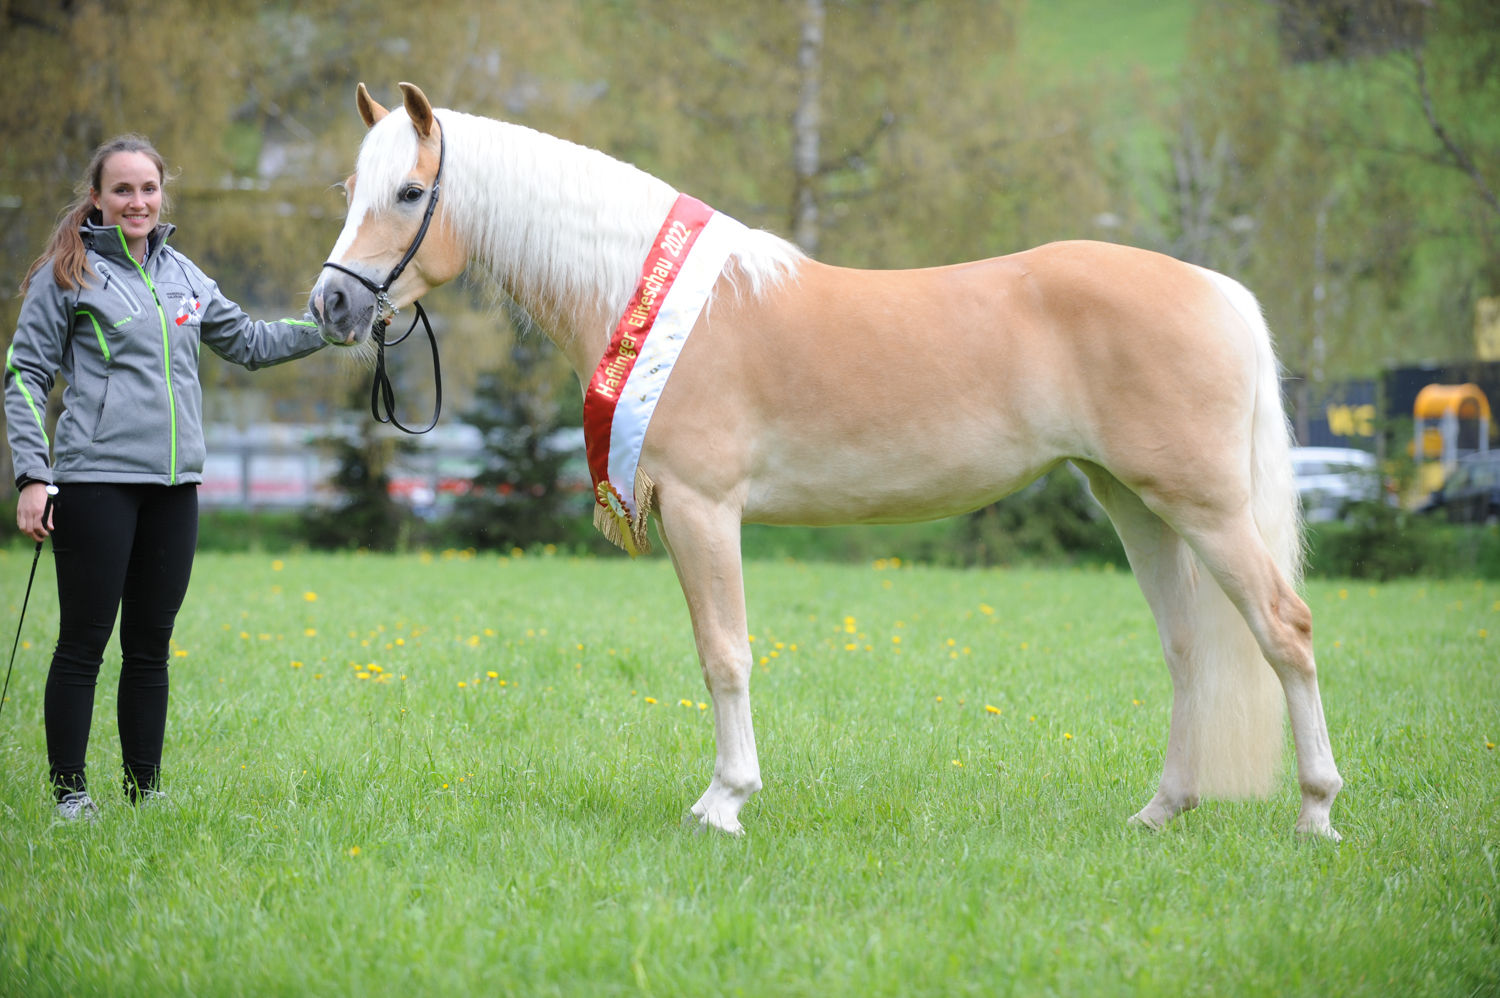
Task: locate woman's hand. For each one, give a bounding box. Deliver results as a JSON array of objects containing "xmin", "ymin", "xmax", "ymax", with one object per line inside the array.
[{"xmin": 16, "ymin": 482, "xmax": 54, "ymax": 542}]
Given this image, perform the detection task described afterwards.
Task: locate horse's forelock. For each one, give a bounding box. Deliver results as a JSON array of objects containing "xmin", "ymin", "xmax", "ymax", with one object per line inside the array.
[{"xmin": 350, "ymin": 111, "xmax": 423, "ymax": 218}]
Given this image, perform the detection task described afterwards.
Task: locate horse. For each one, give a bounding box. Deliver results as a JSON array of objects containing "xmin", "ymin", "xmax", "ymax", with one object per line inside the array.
[{"xmin": 308, "ymin": 82, "xmax": 1343, "ymax": 840}]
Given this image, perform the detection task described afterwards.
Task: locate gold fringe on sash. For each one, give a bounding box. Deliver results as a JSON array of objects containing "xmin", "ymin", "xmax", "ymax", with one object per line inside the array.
[{"xmin": 592, "ymin": 467, "xmax": 657, "ymax": 556}]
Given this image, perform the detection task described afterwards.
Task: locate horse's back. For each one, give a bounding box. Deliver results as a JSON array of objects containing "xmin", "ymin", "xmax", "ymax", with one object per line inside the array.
[{"xmin": 649, "ymin": 239, "xmax": 1266, "ymax": 524}]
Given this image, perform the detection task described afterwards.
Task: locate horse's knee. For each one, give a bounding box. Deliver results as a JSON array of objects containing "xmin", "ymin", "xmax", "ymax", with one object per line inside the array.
[{"xmin": 698, "ymin": 647, "xmax": 752, "ymax": 696}]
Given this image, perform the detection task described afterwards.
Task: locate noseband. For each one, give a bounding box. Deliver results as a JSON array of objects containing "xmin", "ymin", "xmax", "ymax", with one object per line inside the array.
[{"xmin": 322, "ymin": 123, "xmax": 446, "ymax": 434}]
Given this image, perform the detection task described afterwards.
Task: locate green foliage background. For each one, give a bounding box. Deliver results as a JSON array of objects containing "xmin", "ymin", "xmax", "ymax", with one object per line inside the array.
[{"xmin": 3, "ymin": 0, "xmax": 1496, "ymax": 414}]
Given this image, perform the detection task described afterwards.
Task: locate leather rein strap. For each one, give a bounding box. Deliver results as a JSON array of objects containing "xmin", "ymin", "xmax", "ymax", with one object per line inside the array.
[{"xmin": 321, "ymin": 121, "xmax": 446, "ymax": 434}]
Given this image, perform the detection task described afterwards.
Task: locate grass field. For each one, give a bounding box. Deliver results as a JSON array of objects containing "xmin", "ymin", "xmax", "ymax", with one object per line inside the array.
[{"xmin": 0, "ymin": 550, "xmax": 1496, "ymax": 996}]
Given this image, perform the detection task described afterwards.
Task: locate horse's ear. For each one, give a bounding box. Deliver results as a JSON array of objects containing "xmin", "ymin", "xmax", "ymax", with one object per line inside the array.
[
  {"xmin": 356, "ymin": 83, "xmax": 388, "ymax": 129},
  {"xmin": 399, "ymin": 82, "xmax": 435, "ymax": 140}
]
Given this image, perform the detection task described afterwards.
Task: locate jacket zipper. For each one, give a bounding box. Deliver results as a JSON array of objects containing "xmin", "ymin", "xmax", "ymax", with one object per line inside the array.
[{"xmin": 115, "ymin": 229, "xmax": 178, "ymax": 484}]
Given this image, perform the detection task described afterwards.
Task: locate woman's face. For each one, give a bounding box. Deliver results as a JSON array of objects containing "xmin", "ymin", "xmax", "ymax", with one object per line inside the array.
[{"xmin": 91, "ymin": 151, "xmax": 162, "ymax": 251}]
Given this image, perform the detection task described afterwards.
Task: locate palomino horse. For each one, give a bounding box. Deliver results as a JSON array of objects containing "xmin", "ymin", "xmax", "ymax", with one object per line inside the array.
[{"xmin": 309, "ymin": 83, "xmax": 1342, "ymax": 840}]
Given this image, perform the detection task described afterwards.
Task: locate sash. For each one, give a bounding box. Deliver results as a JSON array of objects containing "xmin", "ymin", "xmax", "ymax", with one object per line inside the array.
[{"xmin": 583, "ymin": 194, "xmax": 745, "ymax": 555}]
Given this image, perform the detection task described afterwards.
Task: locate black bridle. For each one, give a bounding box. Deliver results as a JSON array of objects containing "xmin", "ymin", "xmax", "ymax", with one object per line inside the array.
[{"xmin": 322, "ymin": 122, "xmax": 446, "ymax": 434}]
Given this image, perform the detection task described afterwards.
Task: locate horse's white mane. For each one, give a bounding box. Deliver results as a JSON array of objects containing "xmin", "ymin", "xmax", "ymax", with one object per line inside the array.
[{"xmin": 354, "ymin": 107, "xmax": 805, "ymax": 341}]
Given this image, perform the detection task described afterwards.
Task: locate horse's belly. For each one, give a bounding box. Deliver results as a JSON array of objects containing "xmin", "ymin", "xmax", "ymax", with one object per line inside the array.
[{"xmin": 742, "ymin": 431, "xmax": 1054, "ymax": 526}]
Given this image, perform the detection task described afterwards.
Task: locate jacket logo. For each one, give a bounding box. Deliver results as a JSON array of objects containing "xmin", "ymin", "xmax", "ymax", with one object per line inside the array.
[{"xmin": 174, "ymin": 294, "xmax": 203, "ymax": 327}]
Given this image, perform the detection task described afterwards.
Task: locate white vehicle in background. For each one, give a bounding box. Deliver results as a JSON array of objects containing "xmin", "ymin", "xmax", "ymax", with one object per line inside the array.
[{"xmin": 1291, "ymin": 446, "xmax": 1386, "ymax": 523}]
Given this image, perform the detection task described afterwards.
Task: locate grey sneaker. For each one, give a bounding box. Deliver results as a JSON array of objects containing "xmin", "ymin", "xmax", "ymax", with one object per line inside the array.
[
  {"xmin": 56, "ymin": 791, "xmax": 99, "ymax": 822},
  {"xmin": 136, "ymin": 789, "xmax": 168, "ymax": 808}
]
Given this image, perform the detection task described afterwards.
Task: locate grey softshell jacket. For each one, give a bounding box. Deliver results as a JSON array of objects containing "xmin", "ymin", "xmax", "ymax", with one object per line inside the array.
[{"xmin": 5, "ymin": 221, "xmax": 326, "ymax": 488}]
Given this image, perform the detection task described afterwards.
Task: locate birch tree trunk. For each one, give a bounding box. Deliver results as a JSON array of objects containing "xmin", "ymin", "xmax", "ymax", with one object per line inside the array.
[{"xmin": 791, "ymin": 0, "xmax": 825, "ymax": 255}]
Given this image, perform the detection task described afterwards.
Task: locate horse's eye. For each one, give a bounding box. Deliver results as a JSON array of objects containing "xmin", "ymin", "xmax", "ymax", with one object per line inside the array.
[{"xmin": 399, "ymin": 184, "xmax": 425, "ymax": 204}]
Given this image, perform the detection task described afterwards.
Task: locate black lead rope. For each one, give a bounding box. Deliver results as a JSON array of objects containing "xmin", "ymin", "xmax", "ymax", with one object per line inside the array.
[
  {"xmin": 322, "ymin": 118, "xmax": 447, "ymax": 435},
  {"xmin": 369, "ymin": 300, "xmax": 442, "ymax": 434}
]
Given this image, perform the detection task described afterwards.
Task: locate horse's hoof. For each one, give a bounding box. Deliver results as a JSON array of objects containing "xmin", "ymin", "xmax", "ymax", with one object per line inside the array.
[
  {"xmin": 1295, "ymin": 818, "xmax": 1342, "ymax": 842},
  {"xmin": 1128, "ymin": 807, "xmax": 1168, "ymax": 831}
]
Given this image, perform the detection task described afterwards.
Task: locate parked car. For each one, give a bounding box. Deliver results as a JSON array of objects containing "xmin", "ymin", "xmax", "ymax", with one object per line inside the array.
[
  {"xmin": 1291, "ymin": 446, "xmax": 1386, "ymax": 523},
  {"xmin": 1417, "ymin": 451, "xmax": 1500, "ymax": 525}
]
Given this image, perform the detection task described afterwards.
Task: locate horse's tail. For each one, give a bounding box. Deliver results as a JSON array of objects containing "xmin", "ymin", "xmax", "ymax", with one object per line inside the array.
[{"xmin": 1179, "ymin": 267, "xmax": 1297, "ymax": 799}]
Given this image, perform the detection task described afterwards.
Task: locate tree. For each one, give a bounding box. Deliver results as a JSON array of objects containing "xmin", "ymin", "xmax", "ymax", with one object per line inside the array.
[{"xmin": 445, "ymin": 331, "xmax": 592, "ymax": 551}]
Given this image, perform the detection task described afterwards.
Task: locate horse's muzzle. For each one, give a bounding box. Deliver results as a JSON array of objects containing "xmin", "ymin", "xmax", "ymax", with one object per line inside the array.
[{"xmin": 310, "ymin": 270, "xmax": 377, "ymax": 346}]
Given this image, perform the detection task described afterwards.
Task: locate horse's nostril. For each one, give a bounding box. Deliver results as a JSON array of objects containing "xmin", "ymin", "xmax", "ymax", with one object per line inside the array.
[{"xmin": 325, "ymin": 288, "xmax": 347, "ymax": 323}]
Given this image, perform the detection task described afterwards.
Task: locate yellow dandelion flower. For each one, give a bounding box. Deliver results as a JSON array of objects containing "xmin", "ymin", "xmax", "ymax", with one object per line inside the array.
[
  {"xmin": 946, "ymin": 638, "xmax": 956, "ymax": 647},
  {"xmin": 304, "ymin": 628, "xmax": 317, "ymax": 637},
  {"xmin": 1480, "ymin": 629, "xmax": 1489, "ymax": 639},
  {"xmin": 980, "ymin": 603, "xmax": 995, "ymax": 616},
  {"xmin": 951, "ymin": 759, "xmax": 963, "ymax": 767},
  {"xmin": 348, "ymin": 846, "xmax": 360, "ymax": 857},
  {"xmin": 291, "ymin": 661, "xmax": 303, "ymax": 669},
  {"xmin": 272, "ymin": 560, "xmax": 284, "ymax": 571},
  {"xmin": 458, "ymin": 681, "xmax": 468, "ymax": 688},
  {"xmin": 985, "ymin": 705, "xmax": 1001, "ymax": 715},
  {"xmin": 174, "ymin": 649, "xmax": 188, "ymax": 658},
  {"xmin": 1064, "ymin": 732, "xmax": 1073, "ymax": 740},
  {"xmin": 680, "ymin": 699, "xmax": 693, "ymax": 707},
  {"xmin": 487, "ymin": 670, "xmax": 499, "ymax": 679},
  {"xmin": 644, "ymin": 697, "xmax": 657, "ymax": 704},
  {"xmin": 844, "ymin": 643, "xmax": 858, "ymax": 651},
  {"xmin": 698, "ymin": 702, "xmax": 708, "ymax": 710},
  {"xmin": 304, "ymin": 592, "xmax": 318, "ymax": 602},
  {"xmin": 1338, "ymin": 589, "xmax": 1348, "ymax": 600}
]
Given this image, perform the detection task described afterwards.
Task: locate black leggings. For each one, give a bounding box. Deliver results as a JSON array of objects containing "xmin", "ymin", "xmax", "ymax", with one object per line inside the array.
[{"xmin": 45, "ymin": 483, "xmax": 198, "ymax": 801}]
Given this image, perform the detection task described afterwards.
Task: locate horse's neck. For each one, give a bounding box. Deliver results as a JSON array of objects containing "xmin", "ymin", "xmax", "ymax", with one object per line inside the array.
[{"xmin": 454, "ymin": 117, "xmax": 677, "ymax": 380}]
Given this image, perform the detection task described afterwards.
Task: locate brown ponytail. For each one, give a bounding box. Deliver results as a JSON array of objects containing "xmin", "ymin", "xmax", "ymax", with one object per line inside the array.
[{"xmin": 20, "ymin": 134, "xmax": 170, "ymax": 294}]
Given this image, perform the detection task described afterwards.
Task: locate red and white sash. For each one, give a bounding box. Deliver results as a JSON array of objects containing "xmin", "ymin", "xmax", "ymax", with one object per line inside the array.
[{"xmin": 583, "ymin": 194, "xmax": 746, "ymax": 554}]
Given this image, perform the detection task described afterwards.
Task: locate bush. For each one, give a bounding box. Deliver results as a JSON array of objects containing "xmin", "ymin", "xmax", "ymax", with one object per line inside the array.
[
  {"xmin": 1305, "ymin": 502, "xmax": 1500, "ymax": 579},
  {"xmin": 951, "ymin": 469, "xmax": 1127, "ymax": 568},
  {"xmin": 198, "ymin": 509, "xmax": 305, "ymax": 553}
]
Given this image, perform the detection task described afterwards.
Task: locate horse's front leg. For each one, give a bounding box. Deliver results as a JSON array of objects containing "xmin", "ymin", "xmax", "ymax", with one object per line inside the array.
[{"xmin": 655, "ymin": 494, "xmax": 761, "ymax": 836}]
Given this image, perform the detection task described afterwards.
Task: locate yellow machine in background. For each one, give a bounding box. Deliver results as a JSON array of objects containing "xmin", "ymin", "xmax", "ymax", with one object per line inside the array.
[{"xmin": 1411, "ymin": 383, "xmax": 1493, "ymax": 494}]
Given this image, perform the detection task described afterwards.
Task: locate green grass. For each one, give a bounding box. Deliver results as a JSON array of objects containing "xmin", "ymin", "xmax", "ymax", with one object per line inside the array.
[{"xmin": 0, "ymin": 552, "xmax": 1496, "ymax": 996}]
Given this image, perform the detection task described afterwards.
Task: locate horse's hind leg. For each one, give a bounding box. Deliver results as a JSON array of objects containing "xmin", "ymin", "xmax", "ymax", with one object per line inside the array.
[
  {"xmin": 1080, "ymin": 464, "xmax": 1245, "ymax": 829},
  {"xmin": 654, "ymin": 495, "xmax": 762, "ymax": 836},
  {"xmin": 1177, "ymin": 516, "xmax": 1343, "ymax": 839}
]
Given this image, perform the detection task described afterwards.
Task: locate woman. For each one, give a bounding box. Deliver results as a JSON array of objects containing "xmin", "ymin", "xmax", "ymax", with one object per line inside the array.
[{"xmin": 5, "ymin": 135, "xmax": 328, "ymax": 820}]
